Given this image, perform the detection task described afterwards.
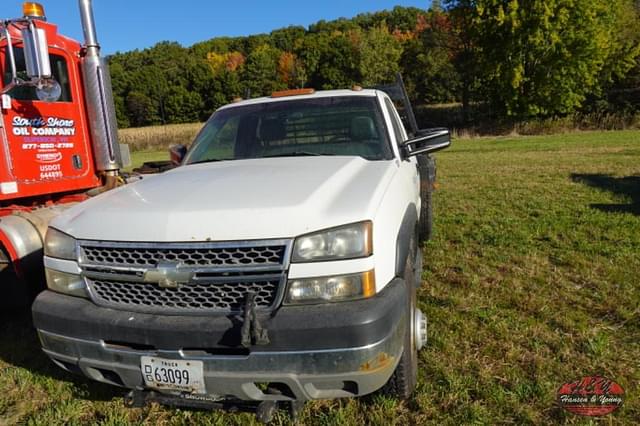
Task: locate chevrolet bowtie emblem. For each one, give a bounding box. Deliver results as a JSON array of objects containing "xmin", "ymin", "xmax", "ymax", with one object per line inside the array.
[{"xmin": 143, "ymin": 263, "xmax": 194, "ymax": 288}]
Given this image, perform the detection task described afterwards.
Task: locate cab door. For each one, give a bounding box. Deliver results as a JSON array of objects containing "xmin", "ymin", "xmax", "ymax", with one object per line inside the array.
[
  {"xmin": 382, "ymin": 95, "xmax": 421, "ymax": 207},
  {"xmin": 0, "ymin": 42, "xmax": 99, "ymax": 200}
]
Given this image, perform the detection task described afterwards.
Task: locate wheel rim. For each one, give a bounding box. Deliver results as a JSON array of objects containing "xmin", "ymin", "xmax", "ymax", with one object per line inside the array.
[{"xmin": 415, "ymin": 308, "xmax": 427, "ymax": 350}]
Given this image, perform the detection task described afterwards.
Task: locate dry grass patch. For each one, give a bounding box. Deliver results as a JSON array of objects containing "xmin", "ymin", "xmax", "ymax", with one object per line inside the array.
[{"xmin": 118, "ymin": 123, "xmax": 202, "ymax": 152}]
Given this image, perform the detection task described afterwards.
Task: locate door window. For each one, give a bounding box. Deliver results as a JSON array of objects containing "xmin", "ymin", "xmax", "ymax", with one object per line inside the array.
[
  {"xmin": 3, "ymin": 47, "xmax": 73, "ymax": 102},
  {"xmin": 384, "ymin": 97, "xmax": 406, "ymax": 145}
]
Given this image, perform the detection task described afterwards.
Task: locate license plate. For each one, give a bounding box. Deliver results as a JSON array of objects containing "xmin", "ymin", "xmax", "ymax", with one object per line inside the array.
[{"xmin": 140, "ymin": 356, "xmax": 205, "ymax": 394}]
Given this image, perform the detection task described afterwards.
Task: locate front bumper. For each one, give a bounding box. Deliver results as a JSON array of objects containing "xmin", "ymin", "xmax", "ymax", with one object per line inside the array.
[{"xmin": 33, "ymin": 278, "xmax": 407, "ymax": 401}]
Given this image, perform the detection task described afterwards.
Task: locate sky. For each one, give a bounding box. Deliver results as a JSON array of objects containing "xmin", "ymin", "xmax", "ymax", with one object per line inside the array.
[{"xmin": 5, "ymin": 1, "xmax": 430, "ymax": 54}]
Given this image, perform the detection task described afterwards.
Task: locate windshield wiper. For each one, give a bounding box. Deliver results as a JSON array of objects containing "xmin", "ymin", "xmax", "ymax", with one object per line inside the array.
[
  {"xmin": 261, "ymin": 151, "xmax": 334, "ymax": 158},
  {"xmin": 188, "ymin": 158, "xmax": 227, "ymax": 165},
  {"xmin": 191, "ymin": 152, "xmax": 335, "ymax": 163}
]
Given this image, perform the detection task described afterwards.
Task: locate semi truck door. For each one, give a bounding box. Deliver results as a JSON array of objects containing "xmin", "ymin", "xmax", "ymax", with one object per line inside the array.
[{"xmin": 1, "ymin": 46, "xmax": 99, "ymax": 198}]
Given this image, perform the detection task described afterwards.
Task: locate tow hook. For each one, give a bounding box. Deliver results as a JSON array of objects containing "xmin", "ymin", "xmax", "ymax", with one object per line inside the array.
[
  {"xmin": 241, "ymin": 292, "xmax": 270, "ymax": 347},
  {"xmin": 257, "ymin": 400, "xmax": 306, "ymax": 423},
  {"xmin": 124, "ymin": 390, "xmax": 305, "ymax": 424},
  {"xmin": 256, "ymin": 400, "xmax": 277, "ymax": 423}
]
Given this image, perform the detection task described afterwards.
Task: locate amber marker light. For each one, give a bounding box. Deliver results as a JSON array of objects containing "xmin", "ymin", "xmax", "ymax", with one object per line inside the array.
[
  {"xmin": 23, "ymin": 2, "xmax": 46, "ymax": 19},
  {"xmin": 271, "ymin": 88, "xmax": 315, "ymax": 98},
  {"xmin": 361, "ymin": 270, "xmax": 376, "ymax": 298}
]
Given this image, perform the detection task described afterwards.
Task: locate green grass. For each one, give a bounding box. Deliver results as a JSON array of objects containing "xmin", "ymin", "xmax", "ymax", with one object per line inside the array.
[
  {"xmin": 125, "ymin": 150, "xmax": 170, "ymax": 171},
  {"xmin": 1, "ymin": 130, "xmax": 638, "ymax": 424}
]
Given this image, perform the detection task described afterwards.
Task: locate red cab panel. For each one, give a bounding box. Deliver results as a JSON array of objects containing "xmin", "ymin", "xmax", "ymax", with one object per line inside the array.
[{"xmin": 0, "ymin": 20, "xmax": 100, "ymax": 203}]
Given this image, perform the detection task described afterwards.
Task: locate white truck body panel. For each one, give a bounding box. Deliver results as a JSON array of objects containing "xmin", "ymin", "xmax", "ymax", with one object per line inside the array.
[
  {"xmin": 50, "ymin": 91, "xmax": 420, "ymax": 293},
  {"xmin": 33, "ymin": 87, "xmax": 450, "ymax": 404}
]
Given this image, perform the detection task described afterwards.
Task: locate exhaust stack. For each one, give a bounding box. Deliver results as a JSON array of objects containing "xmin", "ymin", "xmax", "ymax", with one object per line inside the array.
[{"xmin": 78, "ymin": 0, "xmax": 121, "ymax": 173}]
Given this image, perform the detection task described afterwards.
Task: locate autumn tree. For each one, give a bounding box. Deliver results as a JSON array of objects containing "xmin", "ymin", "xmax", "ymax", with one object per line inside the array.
[
  {"xmin": 270, "ymin": 26, "xmax": 306, "ymax": 52},
  {"xmin": 206, "ymin": 51, "xmax": 245, "ymax": 75},
  {"xmin": 125, "ymin": 91, "xmax": 157, "ymax": 126},
  {"xmin": 590, "ymin": 1, "xmax": 640, "ymax": 111},
  {"xmin": 401, "ymin": 9, "xmax": 460, "ymax": 104},
  {"xmin": 449, "ymin": 0, "xmax": 640, "ymax": 116},
  {"xmin": 107, "ymin": 4, "xmax": 639, "ymax": 127},
  {"xmin": 358, "ymin": 26, "xmax": 403, "ymax": 86},
  {"xmin": 278, "ymin": 52, "xmax": 307, "ymax": 88},
  {"xmin": 163, "ymin": 85, "xmax": 203, "ymax": 123},
  {"xmin": 242, "ymin": 44, "xmax": 285, "ymax": 96}
]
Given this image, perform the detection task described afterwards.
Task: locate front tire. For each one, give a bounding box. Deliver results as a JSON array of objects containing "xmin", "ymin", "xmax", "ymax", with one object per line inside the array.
[
  {"xmin": 383, "ymin": 252, "xmax": 419, "ymax": 399},
  {"xmin": 0, "ymin": 246, "xmax": 31, "ymax": 308}
]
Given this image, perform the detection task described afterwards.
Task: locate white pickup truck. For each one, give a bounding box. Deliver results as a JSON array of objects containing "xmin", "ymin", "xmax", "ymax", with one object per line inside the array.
[{"xmin": 32, "ymin": 85, "xmax": 450, "ymax": 417}]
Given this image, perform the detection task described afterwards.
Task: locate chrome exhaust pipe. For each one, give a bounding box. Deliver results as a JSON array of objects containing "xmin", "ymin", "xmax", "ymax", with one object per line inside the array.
[
  {"xmin": 78, "ymin": 0, "xmax": 122, "ymax": 173},
  {"xmin": 79, "ymin": 0, "xmax": 99, "ymax": 51}
]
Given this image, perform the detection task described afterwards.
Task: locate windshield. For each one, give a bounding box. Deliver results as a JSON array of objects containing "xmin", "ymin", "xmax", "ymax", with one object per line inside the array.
[{"xmin": 183, "ymin": 96, "xmax": 393, "ymax": 164}]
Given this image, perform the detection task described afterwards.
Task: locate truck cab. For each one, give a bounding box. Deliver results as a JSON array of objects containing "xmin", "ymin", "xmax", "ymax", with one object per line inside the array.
[
  {"xmin": 0, "ymin": 1, "xmax": 122, "ymax": 305},
  {"xmin": 0, "ymin": 16, "xmax": 100, "ymax": 202},
  {"xmin": 32, "ymin": 87, "xmax": 450, "ymax": 410}
]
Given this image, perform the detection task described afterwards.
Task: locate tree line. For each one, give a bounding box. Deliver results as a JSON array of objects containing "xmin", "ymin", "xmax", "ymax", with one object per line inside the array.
[{"xmin": 108, "ymin": 1, "xmax": 640, "ymax": 128}]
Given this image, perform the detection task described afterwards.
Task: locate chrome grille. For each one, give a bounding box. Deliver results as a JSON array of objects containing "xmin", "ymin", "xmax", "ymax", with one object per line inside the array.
[
  {"xmin": 80, "ymin": 244, "xmax": 286, "ymax": 268},
  {"xmin": 78, "ymin": 239, "xmax": 291, "ymax": 314},
  {"xmin": 88, "ymin": 278, "xmax": 279, "ymax": 313}
]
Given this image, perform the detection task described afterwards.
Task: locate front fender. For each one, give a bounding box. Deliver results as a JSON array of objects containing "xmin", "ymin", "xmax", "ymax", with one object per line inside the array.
[{"xmin": 394, "ymin": 204, "xmax": 417, "ymax": 277}]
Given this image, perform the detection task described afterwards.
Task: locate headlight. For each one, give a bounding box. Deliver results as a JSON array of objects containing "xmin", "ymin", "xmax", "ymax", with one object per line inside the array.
[
  {"xmin": 285, "ymin": 270, "xmax": 375, "ymax": 304},
  {"xmin": 292, "ymin": 221, "xmax": 372, "ymax": 262},
  {"xmin": 44, "ymin": 227, "xmax": 77, "ymax": 260},
  {"xmin": 45, "ymin": 269, "xmax": 88, "ymax": 298}
]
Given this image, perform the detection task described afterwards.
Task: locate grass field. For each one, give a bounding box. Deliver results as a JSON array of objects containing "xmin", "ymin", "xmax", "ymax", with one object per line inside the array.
[
  {"xmin": 119, "ymin": 123, "xmax": 202, "ymax": 153},
  {"xmin": 1, "ymin": 130, "xmax": 638, "ymax": 425}
]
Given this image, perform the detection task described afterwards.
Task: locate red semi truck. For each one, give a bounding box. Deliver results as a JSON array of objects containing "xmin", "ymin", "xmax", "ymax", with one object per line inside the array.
[{"xmin": 0, "ymin": 1, "xmax": 122, "ymax": 305}]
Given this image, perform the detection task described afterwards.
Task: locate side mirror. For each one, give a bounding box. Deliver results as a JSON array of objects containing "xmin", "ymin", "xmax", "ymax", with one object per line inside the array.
[
  {"xmin": 21, "ymin": 22, "xmax": 61, "ymax": 102},
  {"xmin": 402, "ymin": 128, "xmax": 451, "ymax": 157},
  {"xmin": 21, "ymin": 22, "xmax": 52, "ymax": 79},
  {"xmin": 169, "ymin": 144, "xmax": 187, "ymax": 166}
]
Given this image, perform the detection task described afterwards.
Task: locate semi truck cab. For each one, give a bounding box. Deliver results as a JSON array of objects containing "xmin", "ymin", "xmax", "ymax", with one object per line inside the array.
[{"xmin": 0, "ymin": 1, "xmax": 123, "ymax": 305}]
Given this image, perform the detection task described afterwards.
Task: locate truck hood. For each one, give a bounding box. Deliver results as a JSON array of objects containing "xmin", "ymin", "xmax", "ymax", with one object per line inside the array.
[{"xmin": 52, "ymin": 156, "xmax": 398, "ymax": 242}]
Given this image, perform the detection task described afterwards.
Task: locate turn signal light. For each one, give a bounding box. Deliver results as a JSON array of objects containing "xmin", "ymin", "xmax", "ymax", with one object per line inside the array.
[
  {"xmin": 23, "ymin": 2, "xmax": 46, "ymax": 19},
  {"xmin": 361, "ymin": 270, "xmax": 376, "ymax": 298},
  {"xmin": 271, "ymin": 88, "xmax": 315, "ymax": 98}
]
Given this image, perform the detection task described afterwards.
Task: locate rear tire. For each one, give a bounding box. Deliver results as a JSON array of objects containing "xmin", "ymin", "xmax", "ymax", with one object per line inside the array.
[
  {"xmin": 417, "ymin": 155, "xmax": 435, "ymax": 242},
  {"xmin": 382, "ymin": 251, "xmax": 418, "ymax": 399},
  {"xmin": 418, "ymin": 189, "xmax": 433, "ymax": 242}
]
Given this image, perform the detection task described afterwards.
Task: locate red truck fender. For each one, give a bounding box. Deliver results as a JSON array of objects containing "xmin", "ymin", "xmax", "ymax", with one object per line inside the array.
[{"xmin": 0, "ymin": 214, "xmax": 44, "ymax": 280}]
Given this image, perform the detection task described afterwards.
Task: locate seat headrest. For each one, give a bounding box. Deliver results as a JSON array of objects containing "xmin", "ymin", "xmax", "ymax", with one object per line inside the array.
[
  {"xmin": 350, "ymin": 116, "xmax": 378, "ymax": 141},
  {"xmin": 260, "ymin": 118, "xmax": 286, "ymax": 142}
]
